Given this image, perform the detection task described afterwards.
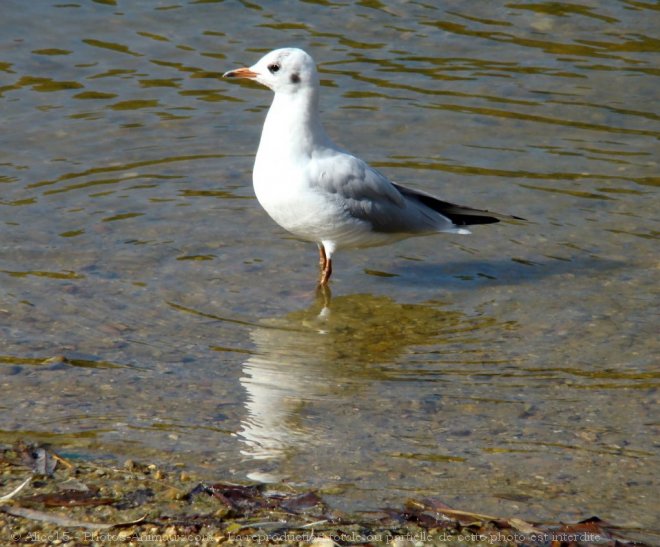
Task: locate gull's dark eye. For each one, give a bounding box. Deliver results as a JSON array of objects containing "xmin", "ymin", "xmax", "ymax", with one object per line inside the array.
[{"xmin": 267, "ymin": 63, "xmax": 280, "ymax": 74}]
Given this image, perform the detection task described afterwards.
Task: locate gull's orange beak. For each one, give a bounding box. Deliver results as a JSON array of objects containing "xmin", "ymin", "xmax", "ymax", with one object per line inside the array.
[{"xmin": 223, "ymin": 67, "xmax": 258, "ymax": 79}]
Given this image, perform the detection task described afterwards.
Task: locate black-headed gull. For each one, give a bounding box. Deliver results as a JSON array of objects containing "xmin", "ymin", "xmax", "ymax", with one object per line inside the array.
[{"xmin": 224, "ymin": 48, "xmax": 523, "ymax": 286}]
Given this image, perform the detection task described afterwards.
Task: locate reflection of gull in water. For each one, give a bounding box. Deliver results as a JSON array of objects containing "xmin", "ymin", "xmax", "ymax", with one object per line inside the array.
[
  {"xmin": 239, "ymin": 343, "xmax": 321, "ymax": 469},
  {"xmin": 236, "ymin": 292, "xmax": 480, "ymax": 482}
]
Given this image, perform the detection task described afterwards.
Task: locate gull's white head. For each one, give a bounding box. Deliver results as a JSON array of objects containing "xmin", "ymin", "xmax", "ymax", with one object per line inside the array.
[{"xmin": 223, "ymin": 48, "xmax": 318, "ymax": 94}]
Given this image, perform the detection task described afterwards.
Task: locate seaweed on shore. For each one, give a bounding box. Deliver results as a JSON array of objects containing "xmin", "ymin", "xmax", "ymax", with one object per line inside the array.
[{"xmin": 0, "ymin": 441, "xmax": 649, "ymax": 546}]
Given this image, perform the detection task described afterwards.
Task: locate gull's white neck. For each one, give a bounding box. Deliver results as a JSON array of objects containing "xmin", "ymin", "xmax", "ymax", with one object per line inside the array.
[{"xmin": 256, "ymin": 86, "xmax": 332, "ymax": 163}]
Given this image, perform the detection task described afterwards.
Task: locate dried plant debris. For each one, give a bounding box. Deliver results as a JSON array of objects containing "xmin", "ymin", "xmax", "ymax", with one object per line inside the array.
[
  {"xmin": 0, "ymin": 441, "xmax": 652, "ymax": 545},
  {"xmin": 17, "ymin": 486, "xmax": 116, "ymax": 508}
]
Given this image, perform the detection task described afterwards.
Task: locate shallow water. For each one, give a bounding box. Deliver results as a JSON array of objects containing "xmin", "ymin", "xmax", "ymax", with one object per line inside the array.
[{"xmin": 1, "ymin": 0, "xmax": 658, "ymax": 540}]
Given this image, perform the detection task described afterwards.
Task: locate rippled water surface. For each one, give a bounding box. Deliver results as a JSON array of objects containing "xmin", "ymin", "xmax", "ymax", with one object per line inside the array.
[{"xmin": 1, "ymin": 0, "xmax": 658, "ymax": 540}]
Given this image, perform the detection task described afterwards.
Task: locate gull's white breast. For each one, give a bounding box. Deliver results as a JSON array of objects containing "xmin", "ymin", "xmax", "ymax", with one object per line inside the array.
[
  {"xmin": 255, "ymin": 159, "xmax": 356, "ymax": 245},
  {"xmin": 253, "ymin": 150, "xmax": 404, "ymax": 251}
]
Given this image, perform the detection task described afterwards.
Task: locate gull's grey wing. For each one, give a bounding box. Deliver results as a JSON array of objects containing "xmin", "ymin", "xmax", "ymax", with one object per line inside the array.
[
  {"xmin": 308, "ymin": 152, "xmax": 449, "ymax": 233},
  {"xmin": 309, "ymin": 152, "xmax": 403, "ymax": 204}
]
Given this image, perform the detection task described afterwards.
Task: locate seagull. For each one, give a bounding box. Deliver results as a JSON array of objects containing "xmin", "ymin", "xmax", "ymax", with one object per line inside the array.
[{"xmin": 224, "ymin": 48, "xmax": 523, "ymax": 286}]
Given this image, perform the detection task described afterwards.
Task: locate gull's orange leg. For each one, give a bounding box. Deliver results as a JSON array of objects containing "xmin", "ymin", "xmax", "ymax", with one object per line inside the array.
[
  {"xmin": 318, "ymin": 244, "xmax": 327, "ymax": 272},
  {"xmin": 317, "ymin": 243, "xmax": 332, "ymax": 286},
  {"xmin": 319, "ymin": 257, "xmax": 332, "ymax": 286}
]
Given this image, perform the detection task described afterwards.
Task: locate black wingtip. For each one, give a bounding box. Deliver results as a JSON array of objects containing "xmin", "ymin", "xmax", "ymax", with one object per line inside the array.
[
  {"xmin": 391, "ymin": 182, "xmax": 526, "ymax": 226},
  {"xmin": 415, "ymin": 194, "xmax": 524, "ymax": 226},
  {"xmin": 451, "ymin": 213, "xmax": 501, "ymax": 226},
  {"xmin": 450, "ymin": 211, "xmax": 527, "ymax": 225}
]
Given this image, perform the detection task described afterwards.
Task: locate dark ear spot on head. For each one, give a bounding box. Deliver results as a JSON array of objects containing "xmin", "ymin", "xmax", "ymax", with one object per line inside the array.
[{"xmin": 290, "ymin": 73, "xmax": 300, "ymax": 84}]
